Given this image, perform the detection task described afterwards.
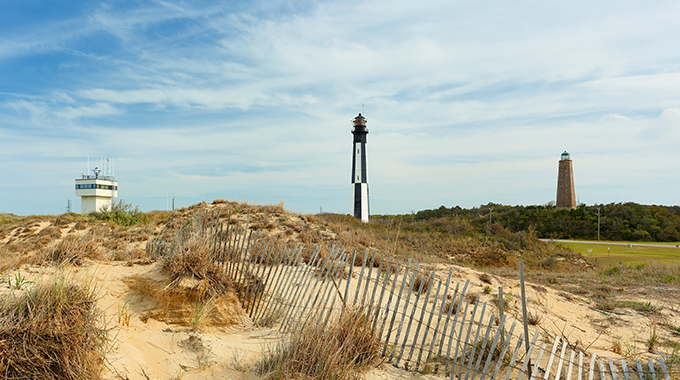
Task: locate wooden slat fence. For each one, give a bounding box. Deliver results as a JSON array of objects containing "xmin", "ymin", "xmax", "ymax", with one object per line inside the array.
[{"xmin": 146, "ymin": 210, "xmax": 677, "ymax": 380}]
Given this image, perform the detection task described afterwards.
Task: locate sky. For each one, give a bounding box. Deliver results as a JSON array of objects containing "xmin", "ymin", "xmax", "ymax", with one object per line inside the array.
[{"xmin": 1, "ymin": 0, "xmax": 679, "ymax": 216}]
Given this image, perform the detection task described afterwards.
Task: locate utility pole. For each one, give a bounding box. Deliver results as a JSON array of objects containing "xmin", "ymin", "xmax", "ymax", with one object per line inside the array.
[{"xmin": 597, "ymin": 206, "xmax": 601, "ymax": 242}]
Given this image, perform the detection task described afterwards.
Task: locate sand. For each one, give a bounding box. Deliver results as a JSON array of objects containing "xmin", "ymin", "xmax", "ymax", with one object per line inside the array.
[{"xmin": 4, "ymin": 258, "xmax": 676, "ymax": 380}]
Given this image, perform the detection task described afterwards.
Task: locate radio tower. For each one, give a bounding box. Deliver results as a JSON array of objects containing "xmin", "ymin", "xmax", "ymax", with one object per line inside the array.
[{"xmin": 351, "ymin": 113, "xmax": 370, "ymax": 222}]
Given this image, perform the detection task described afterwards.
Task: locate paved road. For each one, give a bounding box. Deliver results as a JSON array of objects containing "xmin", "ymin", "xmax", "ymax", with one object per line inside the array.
[{"xmin": 541, "ymin": 239, "xmax": 680, "ymax": 249}]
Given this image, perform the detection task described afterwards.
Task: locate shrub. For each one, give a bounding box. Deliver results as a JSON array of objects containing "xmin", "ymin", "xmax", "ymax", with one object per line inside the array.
[
  {"xmin": 257, "ymin": 308, "xmax": 381, "ymax": 380},
  {"xmin": 90, "ymin": 200, "xmax": 147, "ymax": 226},
  {"xmin": 0, "ymin": 273, "xmax": 107, "ymax": 379},
  {"xmin": 48, "ymin": 232, "xmax": 102, "ymax": 265}
]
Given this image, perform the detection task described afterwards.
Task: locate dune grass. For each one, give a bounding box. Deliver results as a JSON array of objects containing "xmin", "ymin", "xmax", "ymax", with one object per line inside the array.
[
  {"xmin": 0, "ymin": 272, "xmax": 107, "ymax": 380},
  {"xmin": 257, "ymin": 308, "xmax": 382, "ymax": 380}
]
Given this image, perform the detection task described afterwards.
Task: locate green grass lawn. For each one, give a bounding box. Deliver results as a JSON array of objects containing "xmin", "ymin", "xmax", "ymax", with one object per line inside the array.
[{"xmin": 557, "ymin": 241, "xmax": 680, "ymax": 266}]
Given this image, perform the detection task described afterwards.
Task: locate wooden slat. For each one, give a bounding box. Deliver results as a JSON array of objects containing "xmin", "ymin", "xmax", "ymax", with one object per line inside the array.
[
  {"xmin": 389, "ymin": 263, "xmax": 421, "ymax": 362},
  {"xmin": 505, "ymin": 330, "xmax": 537, "ymax": 380},
  {"xmin": 360, "ymin": 250, "xmax": 377, "ymax": 306},
  {"xmin": 382, "ymin": 260, "xmax": 413, "ymax": 356},
  {"xmin": 621, "ymin": 359, "xmax": 630, "ymax": 380},
  {"xmin": 500, "ymin": 332, "xmax": 525, "ymax": 380},
  {"xmin": 460, "ymin": 302, "xmax": 488, "ymax": 380},
  {"xmin": 658, "ymin": 358, "xmax": 671, "ymax": 380},
  {"xmin": 343, "ymin": 250, "xmax": 357, "ymax": 307},
  {"xmin": 636, "ymin": 360, "xmax": 644, "ymax": 380},
  {"xmin": 609, "ymin": 359, "xmax": 619, "ymax": 380},
  {"xmin": 598, "ymin": 358, "xmax": 607, "ymax": 380},
  {"xmin": 317, "ymin": 251, "xmax": 351, "ymax": 324},
  {"xmin": 554, "ymin": 340, "xmax": 568, "ymax": 380},
  {"xmin": 456, "ymin": 299, "xmax": 482, "ymax": 380},
  {"xmin": 425, "ymin": 268, "xmax": 454, "ymax": 364},
  {"xmin": 409, "ymin": 275, "xmax": 441, "ymax": 368},
  {"xmin": 252, "ymin": 244, "xmax": 286, "ymax": 322},
  {"xmin": 448, "ymin": 298, "xmax": 471, "ymax": 375},
  {"xmin": 521, "ymin": 329, "xmax": 542, "ymax": 380},
  {"xmin": 250, "ymin": 244, "xmax": 276, "ymax": 318},
  {"xmin": 566, "ymin": 350, "xmax": 576, "ymax": 380},
  {"xmin": 479, "ymin": 318, "xmax": 515, "ymax": 380},
  {"xmin": 301, "ymin": 248, "xmax": 347, "ymax": 326},
  {"xmin": 256, "ymin": 246, "xmax": 299, "ymax": 324},
  {"xmin": 352, "ymin": 249, "xmax": 370, "ymax": 306},
  {"xmin": 648, "ymin": 359, "xmax": 657, "ymax": 380},
  {"xmin": 438, "ymin": 280, "xmax": 469, "ymax": 362},
  {"xmin": 367, "ymin": 254, "xmax": 384, "ymax": 311},
  {"xmin": 379, "ymin": 259, "xmax": 409, "ymax": 348},
  {"xmin": 469, "ymin": 313, "xmax": 495, "ymax": 380},
  {"xmin": 278, "ymin": 247, "xmax": 323, "ymax": 331},
  {"xmin": 544, "ymin": 337, "xmax": 561, "ymax": 380},
  {"xmin": 395, "ymin": 270, "xmax": 433, "ymax": 366},
  {"xmin": 373, "ymin": 258, "xmax": 399, "ymax": 333},
  {"xmin": 290, "ymin": 246, "xmax": 338, "ymax": 327},
  {"xmin": 589, "ymin": 353, "xmax": 597, "ymax": 380},
  {"xmin": 267, "ymin": 244, "xmax": 305, "ymax": 326},
  {"xmin": 529, "ymin": 342, "xmax": 547, "ymax": 380},
  {"xmin": 415, "ymin": 277, "xmax": 443, "ymax": 368},
  {"xmin": 470, "ymin": 312, "xmax": 495, "ymax": 380}
]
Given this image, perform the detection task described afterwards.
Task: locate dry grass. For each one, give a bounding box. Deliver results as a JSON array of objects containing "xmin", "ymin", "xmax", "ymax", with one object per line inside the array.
[
  {"xmin": 161, "ymin": 236, "xmax": 232, "ymax": 294},
  {"xmin": 527, "ymin": 311, "xmax": 542, "ymax": 326},
  {"xmin": 411, "ymin": 272, "xmax": 432, "ymax": 295},
  {"xmin": 128, "ymin": 232, "xmax": 243, "ymax": 329},
  {"xmin": 257, "ymin": 308, "xmax": 382, "ymax": 380},
  {"xmin": 47, "ymin": 231, "xmax": 103, "ymax": 265},
  {"xmin": 0, "ymin": 273, "xmax": 107, "ymax": 379}
]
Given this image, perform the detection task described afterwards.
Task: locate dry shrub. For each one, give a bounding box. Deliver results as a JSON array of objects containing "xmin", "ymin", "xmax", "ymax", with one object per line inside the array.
[
  {"xmin": 442, "ymin": 299, "xmax": 459, "ymax": 315},
  {"xmin": 127, "ymin": 236, "xmax": 243, "ymax": 328},
  {"xmin": 0, "ymin": 273, "xmax": 107, "ymax": 379},
  {"xmin": 411, "ymin": 273, "xmax": 432, "ymax": 295},
  {"xmin": 127, "ymin": 268, "xmax": 242, "ymax": 329},
  {"xmin": 527, "ymin": 311, "xmax": 542, "ymax": 326},
  {"xmin": 48, "ymin": 232, "xmax": 102, "ymax": 265},
  {"xmin": 162, "ymin": 237, "xmax": 232, "ymax": 293},
  {"xmin": 479, "ymin": 273, "xmax": 492, "ymax": 284},
  {"xmin": 473, "ymin": 247, "xmax": 509, "ymax": 267},
  {"xmin": 257, "ymin": 308, "xmax": 381, "ymax": 380},
  {"xmin": 38, "ymin": 225, "xmax": 63, "ymax": 239}
]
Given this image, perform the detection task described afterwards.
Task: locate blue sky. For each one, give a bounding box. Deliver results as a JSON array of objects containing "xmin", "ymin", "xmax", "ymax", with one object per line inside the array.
[{"xmin": 1, "ymin": 0, "xmax": 679, "ymax": 216}]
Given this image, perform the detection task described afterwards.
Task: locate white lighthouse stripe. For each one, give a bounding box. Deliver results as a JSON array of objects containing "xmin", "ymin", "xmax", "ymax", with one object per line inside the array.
[{"xmin": 360, "ymin": 183, "xmax": 369, "ymax": 223}]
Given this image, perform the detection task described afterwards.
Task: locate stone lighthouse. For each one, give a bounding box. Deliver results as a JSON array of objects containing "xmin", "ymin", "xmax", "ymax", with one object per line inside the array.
[
  {"xmin": 351, "ymin": 113, "xmax": 370, "ymax": 222},
  {"xmin": 556, "ymin": 151, "xmax": 576, "ymax": 208}
]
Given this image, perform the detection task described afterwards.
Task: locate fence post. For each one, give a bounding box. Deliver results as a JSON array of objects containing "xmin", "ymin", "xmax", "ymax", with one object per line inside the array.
[{"xmin": 520, "ymin": 259, "xmax": 531, "ymax": 374}]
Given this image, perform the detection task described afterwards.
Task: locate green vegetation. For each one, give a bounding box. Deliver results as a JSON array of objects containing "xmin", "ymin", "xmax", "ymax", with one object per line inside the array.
[
  {"xmin": 558, "ymin": 241, "xmax": 680, "ymax": 266},
  {"xmin": 319, "ymin": 213, "xmax": 579, "ymax": 270},
  {"xmin": 398, "ymin": 202, "xmax": 680, "ymax": 242},
  {"xmin": 89, "ymin": 200, "xmax": 148, "ymax": 226}
]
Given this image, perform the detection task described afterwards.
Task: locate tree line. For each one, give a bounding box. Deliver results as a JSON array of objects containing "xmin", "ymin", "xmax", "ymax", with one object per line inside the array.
[{"xmin": 380, "ymin": 202, "xmax": 680, "ymax": 242}]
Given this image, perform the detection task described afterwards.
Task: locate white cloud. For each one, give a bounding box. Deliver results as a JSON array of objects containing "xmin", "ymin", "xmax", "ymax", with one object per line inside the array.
[{"xmin": 2, "ymin": 0, "xmax": 680, "ymax": 215}]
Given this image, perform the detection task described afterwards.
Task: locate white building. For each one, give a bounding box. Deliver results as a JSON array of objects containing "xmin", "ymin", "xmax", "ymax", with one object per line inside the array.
[{"xmin": 75, "ymin": 166, "xmax": 118, "ymax": 214}]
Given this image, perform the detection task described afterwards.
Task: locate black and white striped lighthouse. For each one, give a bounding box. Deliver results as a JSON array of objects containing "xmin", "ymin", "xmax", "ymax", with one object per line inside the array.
[{"xmin": 351, "ymin": 113, "xmax": 370, "ymax": 222}]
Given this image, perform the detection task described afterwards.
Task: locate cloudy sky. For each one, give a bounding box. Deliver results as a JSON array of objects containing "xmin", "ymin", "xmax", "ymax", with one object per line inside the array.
[{"xmin": 1, "ymin": 0, "xmax": 679, "ymax": 216}]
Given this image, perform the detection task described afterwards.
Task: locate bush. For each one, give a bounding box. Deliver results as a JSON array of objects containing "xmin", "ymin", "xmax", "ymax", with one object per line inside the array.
[
  {"xmin": 257, "ymin": 308, "xmax": 381, "ymax": 380},
  {"xmin": 0, "ymin": 273, "xmax": 107, "ymax": 379},
  {"xmin": 90, "ymin": 200, "xmax": 147, "ymax": 226}
]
